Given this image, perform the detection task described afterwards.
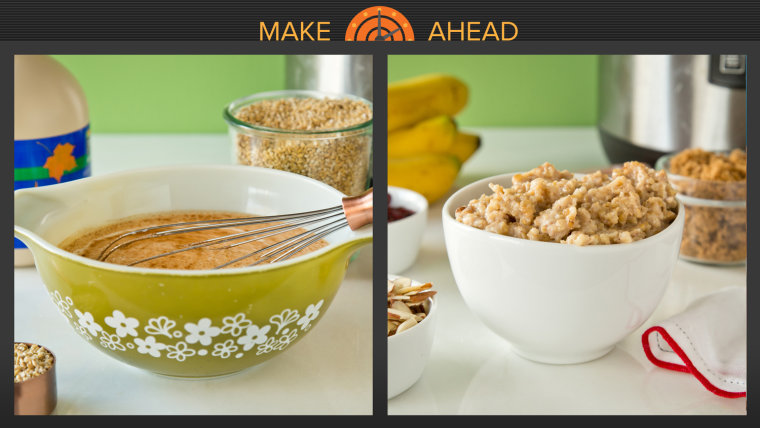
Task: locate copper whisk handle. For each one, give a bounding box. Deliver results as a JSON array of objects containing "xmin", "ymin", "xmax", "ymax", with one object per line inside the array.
[{"xmin": 342, "ymin": 188, "xmax": 373, "ymax": 230}]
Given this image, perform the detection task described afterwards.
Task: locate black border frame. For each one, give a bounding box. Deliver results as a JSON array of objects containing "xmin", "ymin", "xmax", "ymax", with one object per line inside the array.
[{"xmin": 2, "ymin": 39, "xmax": 756, "ymax": 418}]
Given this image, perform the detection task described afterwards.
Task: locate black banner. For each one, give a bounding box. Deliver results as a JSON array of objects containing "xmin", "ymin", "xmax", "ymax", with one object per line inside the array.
[{"xmin": 1, "ymin": 0, "xmax": 759, "ymax": 41}]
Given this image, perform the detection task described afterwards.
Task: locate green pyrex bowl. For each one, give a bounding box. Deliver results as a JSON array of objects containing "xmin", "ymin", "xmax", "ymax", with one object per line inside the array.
[{"xmin": 15, "ymin": 165, "xmax": 372, "ymax": 378}]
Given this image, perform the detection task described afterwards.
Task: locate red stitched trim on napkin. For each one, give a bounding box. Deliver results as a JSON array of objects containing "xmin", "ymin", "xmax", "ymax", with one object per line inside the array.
[{"xmin": 642, "ymin": 326, "xmax": 745, "ymax": 399}]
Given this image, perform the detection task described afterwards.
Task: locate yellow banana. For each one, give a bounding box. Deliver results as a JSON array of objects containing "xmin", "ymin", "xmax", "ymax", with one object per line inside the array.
[
  {"xmin": 449, "ymin": 131, "xmax": 481, "ymax": 163},
  {"xmin": 388, "ymin": 153, "xmax": 461, "ymax": 203},
  {"xmin": 388, "ymin": 73, "xmax": 468, "ymax": 132},
  {"xmin": 388, "ymin": 115, "xmax": 457, "ymax": 158}
]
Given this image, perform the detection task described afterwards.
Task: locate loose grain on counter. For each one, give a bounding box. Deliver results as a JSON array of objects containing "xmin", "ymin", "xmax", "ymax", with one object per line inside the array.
[
  {"xmin": 233, "ymin": 97, "xmax": 372, "ymax": 196},
  {"xmin": 455, "ymin": 162, "xmax": 678, "ymax": 245}
]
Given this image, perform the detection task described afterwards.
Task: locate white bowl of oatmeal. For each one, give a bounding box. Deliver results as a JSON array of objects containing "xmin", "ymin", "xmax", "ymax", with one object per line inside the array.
[{"xmin": 441, "ymin": 162, "xmax": 685, "ymax": 364}]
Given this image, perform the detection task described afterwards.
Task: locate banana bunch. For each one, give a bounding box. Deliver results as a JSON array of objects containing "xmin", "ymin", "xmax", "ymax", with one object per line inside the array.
[{"xmin": 388, "ymin": 74, "xmax": 480, "ymax": 203}]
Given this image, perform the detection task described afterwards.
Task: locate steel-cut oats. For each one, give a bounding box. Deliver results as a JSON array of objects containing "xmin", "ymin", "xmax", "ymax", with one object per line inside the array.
[
  {"xmin": 14, "ymin": 343, "xmax": 54, "ymax": 383},
  {"xmin": 666, "ymin": 148, "xmax": 746, "ymax": 263},
  {"xmin": 455, "ymin": 161, "xmax": 678, "ymax": 245},
  {"xmin": 669, "ymin": 148, "xmax": 746, "ymax": 184},
  {"xmin": 387, "ymin": 276, "xmax": 435, "ymax": 337},
  {"xmin": 233, "ymin": 97, "xmax": 372, "ymax": 196}
]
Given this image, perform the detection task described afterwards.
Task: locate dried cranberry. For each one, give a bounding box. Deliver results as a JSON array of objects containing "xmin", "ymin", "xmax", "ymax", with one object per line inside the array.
[
  {"xmin": 388, "ymin": 206, "xmax": 415, "ymax": 222},
  {"xmin": 387, "ymin": 193, "xmax": 416, "ymax": 221}
]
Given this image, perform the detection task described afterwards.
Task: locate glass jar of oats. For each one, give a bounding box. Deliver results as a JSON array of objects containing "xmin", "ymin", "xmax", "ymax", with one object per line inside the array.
[
  {"xmin": 656, "ymin": 149, "xmax": 746, "ymax": 265},
  {"xmin": 223, "ymin": 90, "xmax": 373, "ymax": 196}
]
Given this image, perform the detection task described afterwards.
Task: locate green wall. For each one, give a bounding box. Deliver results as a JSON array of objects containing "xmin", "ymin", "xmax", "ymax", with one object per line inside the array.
[
  {"xmin": 52, "ymin": 55, "xmax": 287, "ymax": 133},
  {"xmin": 389, "ymin": 55, "xmax": 599, "ymax": 127},
  {"xmin": 52, "ymin": 55, "xmax": 598, "ymax": 133}
]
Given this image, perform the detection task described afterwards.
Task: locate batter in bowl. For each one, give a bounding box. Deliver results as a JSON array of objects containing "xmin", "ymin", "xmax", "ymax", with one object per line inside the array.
[{"xmin": 59, "ymin": 210, "xmax": 328, "ymax": 270}]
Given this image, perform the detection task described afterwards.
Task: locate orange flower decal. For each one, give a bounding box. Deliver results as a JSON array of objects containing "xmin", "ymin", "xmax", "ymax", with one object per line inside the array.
[{"xmin": 43, "ymin": 142, "xmax": 78, "ymax": 183}]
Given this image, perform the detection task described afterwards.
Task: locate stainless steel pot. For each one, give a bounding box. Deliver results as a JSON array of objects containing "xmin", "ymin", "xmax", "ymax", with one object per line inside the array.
[
  {"xmin": 285, "ymin": 55, "xmax": 373, "ymax": 101},
  {"xmin": 598, "ymin": 55, "xmax": 746, "ymax": 166}
]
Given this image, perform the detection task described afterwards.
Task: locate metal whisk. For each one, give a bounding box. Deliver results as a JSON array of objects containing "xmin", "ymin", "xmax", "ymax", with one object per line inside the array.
[{"xmin": 97, "ymin": 188, "xmax": 373, "ymax": 269}]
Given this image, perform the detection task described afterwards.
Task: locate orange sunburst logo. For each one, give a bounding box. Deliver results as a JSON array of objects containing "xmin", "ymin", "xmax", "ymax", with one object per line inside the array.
[{"xmin": 345, "ymin": 6, "xmax": 414, "ymax": 41}]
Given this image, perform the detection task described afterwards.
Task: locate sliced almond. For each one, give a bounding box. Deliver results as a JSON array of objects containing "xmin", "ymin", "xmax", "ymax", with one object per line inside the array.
[
  {"xmin": 397, "ymin": 282, "xmax": 433, "ymax": 295},
  {"xmin": 387, "ymin": 276, "xmax": 435, "ymax": 337},
  {"xmin": 391, "ymin": 300, "xmax": 413, "ymax": 313},
  {"xmin": 388, "ymin": 308, "xmax": 414, "ymax": 320},
  {"xmin": 406, "ymin": 290, "xmax": 437, "ymax": 303},
  {"xmin": 422, "ymin": 300, "xmax": 431, "ymax": 315},
  {"xmin": 388, "ymin": 320, "xmax": 398, "ymax": 335},
  {"xmin": 392, "ymin": 276, "xmax": 412, "ymax": 291},
  {"xmin": 395, "ymin": 317, "xmax": 418, "ymax": 335}
]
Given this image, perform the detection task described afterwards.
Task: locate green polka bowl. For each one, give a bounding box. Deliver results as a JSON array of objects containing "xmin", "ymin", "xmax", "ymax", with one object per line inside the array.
[{"xmin": 14, "ymin": 165, "xmax": 373, "ymax": 378}]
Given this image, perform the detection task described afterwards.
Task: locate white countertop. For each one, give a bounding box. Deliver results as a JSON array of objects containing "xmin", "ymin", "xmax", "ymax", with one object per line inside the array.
[
  {"xmin": 14, "ymin": 134, "xmax": 373, "ymax": 415},
  {"xmin": 15, "ymin": 129, "xmax": 748, "ymax": 415},
  {"xmin": 388, "ymin": 127, "xmax": 747, "ymax": 415}
]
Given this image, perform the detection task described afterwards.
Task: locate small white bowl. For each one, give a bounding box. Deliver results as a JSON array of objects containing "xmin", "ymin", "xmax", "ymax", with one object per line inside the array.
[
  {"xmin": 388, "ymin": 186, "xmax": 428, "ymax": 274},
  {"xmin": 442, "ymin": 172, "xmax": 685, "ymax": 364},
  {"xmin": 387, "ymin": 275, "xmax": 438, "ymax": 399}
]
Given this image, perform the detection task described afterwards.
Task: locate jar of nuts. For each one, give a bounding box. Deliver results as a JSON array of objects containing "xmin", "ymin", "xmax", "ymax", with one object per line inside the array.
[
  {"xmin": 656, "ymin": 149, "xmax": 747, "ymax": 265},
  {"xmin": 224, "ymin": 90, "xmax": 373, "ymax": 196}
]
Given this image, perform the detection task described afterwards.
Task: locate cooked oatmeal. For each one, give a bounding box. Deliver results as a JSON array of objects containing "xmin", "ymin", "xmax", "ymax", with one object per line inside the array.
[{"xmin": 455, "ymin": 162, "xmax": 678, "ymax": 245}]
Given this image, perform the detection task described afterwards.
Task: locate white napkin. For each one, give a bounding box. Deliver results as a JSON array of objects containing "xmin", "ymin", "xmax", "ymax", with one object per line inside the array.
[{"xmin": 641, "ymin": 286, "xmax": 746, "ymax": 398}]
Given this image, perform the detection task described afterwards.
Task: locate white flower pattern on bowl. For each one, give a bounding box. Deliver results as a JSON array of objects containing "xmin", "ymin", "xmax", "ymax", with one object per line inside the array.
[
  {"xmin": 51, "ymin": 290, "xmax": 74, "ymax": 319},
  {"xmin": 213, "ymin": 339, "xmax": 239, "ymax": 359},
  {"xmin": 73, "ymin": 323, "xmax": 94, "ymax": 341},
  {"xmin": 75, "ymin": 308, "xmax": 103, "ymax": 336},
  {"xmin": 134, "ymin": 336, "xmax": 167, "ymax": 357},
  {"xmin": 184, "ymin": 318, "xmax": 222, "ymax": 346},
  {"xmin": 221, "ymin": 313, "xmax": 253, "ymax": 337},
  {"xmin": 99, "ymin": 331, "xmax": 126, "ymax": 351},
  {"xmin": 165, "ymin": 342, "xmax": 195, "ymax": 361},
  {"xmin": 238, "ymin": 324, "xmax": 271, "ymax": 351},
  {"xmin": 144, "ymin": 316, "xmax": 177, "ymax": 338},
  {"xmin": 270, "ymin": 309, "xmax": 300, "ymax": 333},
  {"xmin": 297, "ymin": 300, "xmax": 324, "ymax": 331},
  {"xmin": 105, "ymin": 310, "xmax": 139, "ymax": 338},
  {"xmin": 49, "ymin": 291, "xmax": 325, "ymax": 362}
]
